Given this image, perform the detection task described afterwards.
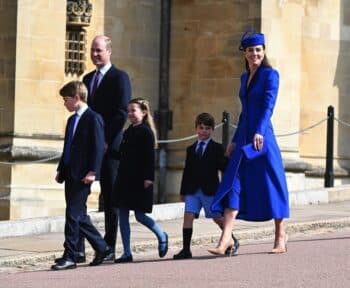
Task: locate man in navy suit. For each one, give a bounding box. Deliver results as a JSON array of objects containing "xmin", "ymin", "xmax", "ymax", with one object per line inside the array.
[
  {"xmin": 52, "ymin": 81, "xmax": 112, "ymax": 270},
  {"xmin": 82, "ymin": 35, "xmax": 131, "ymax": 261}
]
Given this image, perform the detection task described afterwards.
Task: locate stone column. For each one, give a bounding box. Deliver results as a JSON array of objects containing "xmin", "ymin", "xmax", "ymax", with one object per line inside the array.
[
  {"xmin": 0, "ymin": 1, "xmax": 67, "ymax": 220},
  {"xmin": 0, "ymin": 1, "xmax": 17, "ymax": 219},
  {"xmin": 261, "ymin": 1, "xmax": 303, "ymax": 160}
]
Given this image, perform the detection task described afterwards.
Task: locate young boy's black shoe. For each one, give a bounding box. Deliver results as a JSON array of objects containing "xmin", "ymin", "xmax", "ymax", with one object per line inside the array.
[
  {"xmin": 173, "ymin": 249, "xmax": 192, "ymax": 260},
  {"xmin": 115, "ymin": 255, "xmax": 133, "ymax": 263}
]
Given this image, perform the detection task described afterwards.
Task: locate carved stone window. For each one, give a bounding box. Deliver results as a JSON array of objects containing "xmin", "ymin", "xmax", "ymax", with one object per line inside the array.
[
  {"xmin": 65, "ymin": 0, "xmax": 92, "ymax": 76},
  {"xmin": 65, "ymin": 30, "xmax": 86, "ymax": 75}
]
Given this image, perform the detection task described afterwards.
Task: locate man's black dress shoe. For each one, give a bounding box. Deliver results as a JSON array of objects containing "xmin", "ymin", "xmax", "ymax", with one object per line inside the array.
[
  {"xmin": 114, "ymin": 255, "xmax": 133, "ymax": 263},
  {"xmin": 51, "ymin": 259, "xmax": 77, "ymax": 271},
  {"xmin": 89, "ymin": 246, "xmax": 112, "ymax": 266},
  {"xmin": 103, "ymin": 251, "xmax": 115, "ymax": 262},
  {"xmin": 55, "ymin": 252, "xmax": 86, "ymax": 264},
  {"xmin": 173, "ymin": 249, "xmax": 192, "ymax": 260},
  {"xmin": 158, "ymin": 232, "xmax": 168, "ymax": 258},
  {"xmin": 225, "ymin": 234, "xmax": 240, "ymax": 256}
]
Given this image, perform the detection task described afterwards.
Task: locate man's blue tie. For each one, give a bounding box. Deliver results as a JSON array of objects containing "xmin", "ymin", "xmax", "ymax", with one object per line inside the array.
[
  {"xmin": 63, "ymin": 114, "xmax": 77, "ymax": 165},
  {"xmin": 90, "ymin": 70, "xmax": 101, "ymax": 102},
  {"xmin": 197, "ymin": 141, "xmax": 204, "ymax": 159}
]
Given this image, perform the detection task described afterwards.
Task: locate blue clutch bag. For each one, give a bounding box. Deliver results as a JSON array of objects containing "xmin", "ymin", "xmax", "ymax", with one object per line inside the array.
[{"xmin": 241, "ymin": 143, "xmax": 267, "ymax": 160}]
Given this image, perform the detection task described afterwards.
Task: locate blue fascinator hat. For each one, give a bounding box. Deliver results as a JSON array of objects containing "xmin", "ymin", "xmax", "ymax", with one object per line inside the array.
[{"xmin": 239, "ymin": 30, "xmax": 265, "ymax": 50}]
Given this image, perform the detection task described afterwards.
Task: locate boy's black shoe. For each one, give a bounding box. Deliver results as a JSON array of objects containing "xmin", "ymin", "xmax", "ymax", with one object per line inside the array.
[
  {"xmin": 114, "ymin": 255, "xmax": 133, "ymax": 263},
  {"xmin": 89, "ymin": 246, "xmax": 113, "ymax": 266},
  {"xmin": 103, "ymin": 251, "xmax": 115, "ymax": 262},
  {"xmin": 51, "ymin": 258, "xmax": 77, "ymax": 270},
  {"xmin": 225, "ymin": 234, "xmax": 240, "ymax": 256},
  {"xmin": 54, "ymin": 252, "xmax": 86, "ymax": 264},
  {"xmin": 173, "ymin": 249, "xmax": 192, "ymax": 260}
]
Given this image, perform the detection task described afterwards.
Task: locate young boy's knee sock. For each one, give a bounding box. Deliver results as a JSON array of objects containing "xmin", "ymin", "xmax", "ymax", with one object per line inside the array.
[{"xmin": 183, "ymin": 228, "xmax": 193, "ymax": 251}]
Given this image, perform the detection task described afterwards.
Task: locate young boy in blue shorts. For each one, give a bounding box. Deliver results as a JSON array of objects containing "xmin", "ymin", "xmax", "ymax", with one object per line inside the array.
[{"xmin": 173, "ymin": 113, "xmax": 239, "ymax": 259}]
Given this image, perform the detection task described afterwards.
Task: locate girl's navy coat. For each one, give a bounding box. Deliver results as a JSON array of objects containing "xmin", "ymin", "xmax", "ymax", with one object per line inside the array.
[{"xmin": 114, "ymin": 123, "xmax": 155, "ymax": 213}]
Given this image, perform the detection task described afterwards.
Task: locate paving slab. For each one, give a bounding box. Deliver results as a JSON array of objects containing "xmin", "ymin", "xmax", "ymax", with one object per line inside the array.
[{"xmin": 0, "ymin": 200, "xmax": 349, "ymax": 269}]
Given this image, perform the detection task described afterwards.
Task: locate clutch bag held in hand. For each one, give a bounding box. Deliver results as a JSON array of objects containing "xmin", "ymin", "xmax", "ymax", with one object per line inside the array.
[{"xmin": 241, "ymin": 143, "xmax": 267, "ymax": 160}]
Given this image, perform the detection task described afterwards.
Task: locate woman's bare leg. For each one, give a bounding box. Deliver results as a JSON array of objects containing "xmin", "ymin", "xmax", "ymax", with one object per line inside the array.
[
  {"xmin": 272, "ymin": 218, "xmax": 288, "ymax": 253},
  {"xmin": 208, "ymin": 208, "xmax": 238, "ymax": 255}
]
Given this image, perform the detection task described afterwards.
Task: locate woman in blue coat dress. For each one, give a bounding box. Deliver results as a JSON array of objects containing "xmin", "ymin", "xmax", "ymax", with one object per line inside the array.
[{"xmin": 208, "ymin": 31, "xmax": 289, "ymax": 255}]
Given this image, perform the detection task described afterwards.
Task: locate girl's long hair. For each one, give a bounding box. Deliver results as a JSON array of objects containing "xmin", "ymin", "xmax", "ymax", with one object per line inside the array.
[{"xmin": 129, "ymin": 98, "xmax": 158, "ymax": 148}]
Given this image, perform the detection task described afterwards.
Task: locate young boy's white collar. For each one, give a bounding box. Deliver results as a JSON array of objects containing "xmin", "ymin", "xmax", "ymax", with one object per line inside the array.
[
  {"xmin": 196, "ymin": 138, "xmax": 211, "ymax": 151},
  {"xmin": 197, "ymin": 138, "xmax": 210, "ymax": 145}
]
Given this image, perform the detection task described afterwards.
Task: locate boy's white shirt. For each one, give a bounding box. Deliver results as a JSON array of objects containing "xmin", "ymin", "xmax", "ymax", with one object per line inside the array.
[
  {"xmin": 195, "ymin": 138, "xmax": 211, "ymax": 154},
  {"xmin": 73, "ymin": 103, "xmax": 88, "ymax": 135}
]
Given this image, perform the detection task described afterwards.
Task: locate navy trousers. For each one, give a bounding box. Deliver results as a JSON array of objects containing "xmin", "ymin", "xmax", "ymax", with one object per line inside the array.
[
  {"xmin": 64, "ymin": 177, "xmax": 107, "ymax": 262},
  {"xmin": 100, "ymin": 156, "xmax": 119, "ymax": 252},
  {"xmin": 75, "ymin": 156, "xmax": 119, "ymax": 254}
]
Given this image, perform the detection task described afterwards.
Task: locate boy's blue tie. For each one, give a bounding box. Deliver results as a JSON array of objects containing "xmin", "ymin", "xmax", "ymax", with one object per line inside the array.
[
  {"xmin": 197, "ymin": 141, "xmax": 204, "ymax": 159},
  {"xmin": 63, "ymin": 113, "xmax": 77, "ymax": 165}
]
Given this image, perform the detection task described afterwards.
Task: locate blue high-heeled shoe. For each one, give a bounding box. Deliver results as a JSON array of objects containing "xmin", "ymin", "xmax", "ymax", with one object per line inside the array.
[{"xmin": 158, "ymin": 232, "xmax": 168, "ymax": 258}]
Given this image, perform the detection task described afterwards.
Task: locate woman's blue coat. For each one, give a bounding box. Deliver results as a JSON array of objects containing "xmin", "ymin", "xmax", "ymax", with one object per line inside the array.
[{"xmin": 211, "ymin": 65, "xmax": 290, "ymax": 221}]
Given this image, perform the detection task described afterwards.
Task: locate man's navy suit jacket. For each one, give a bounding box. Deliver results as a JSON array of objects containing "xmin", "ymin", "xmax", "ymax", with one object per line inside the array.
[
  {"xmin": 57, "ymin": 108, "xmax": 105, "ymax": 182},
  {"xmin": 83, "ymin": 65, "xmax": 131, "ymax": 156}
]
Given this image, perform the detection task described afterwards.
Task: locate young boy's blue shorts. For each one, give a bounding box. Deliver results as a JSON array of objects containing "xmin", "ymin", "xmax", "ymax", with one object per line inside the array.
[{"xmin": 184, "ymin": 189, "xmax": 221, "ymax": 219}]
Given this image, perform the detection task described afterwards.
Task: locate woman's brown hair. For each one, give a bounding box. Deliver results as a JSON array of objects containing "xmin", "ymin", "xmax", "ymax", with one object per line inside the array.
[{"xmin": 243, "ymin": 45, "xmax": 272, "ymax": 71}]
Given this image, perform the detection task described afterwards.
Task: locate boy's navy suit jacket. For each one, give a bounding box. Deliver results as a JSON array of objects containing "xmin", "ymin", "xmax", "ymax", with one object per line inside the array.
[
  {"xmin": 180, "ymin": 139, "xmax": 227, "ymax": 196},
  {"xmin": 57, "ymin": 108, "xmax": 105, "ymax": 182}
]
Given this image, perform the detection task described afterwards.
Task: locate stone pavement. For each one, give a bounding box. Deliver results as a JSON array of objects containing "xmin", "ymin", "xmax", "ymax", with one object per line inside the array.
[{"xmin": 0, "ymin": 196, "xmax": 349, "ymax": 269}]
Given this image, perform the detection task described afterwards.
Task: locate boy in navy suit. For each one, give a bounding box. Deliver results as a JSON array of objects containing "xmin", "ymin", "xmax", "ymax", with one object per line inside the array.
[
  {"xmin": 173, "ymin": 113, "xmax": 240, "ymax": 259},
  {"xmin": 52, "ymin": 81, "xmax": 112, "ymax": 270}
]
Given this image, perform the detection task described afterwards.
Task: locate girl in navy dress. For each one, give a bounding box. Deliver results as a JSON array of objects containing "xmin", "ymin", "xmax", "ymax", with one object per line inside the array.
[
  {"xmin": 114, "ymin": 98, "xmax": 168, "ymax": 262},
  {"xmin": 208, "ymin": 31, "xmax": 289, "ymax": 255}
]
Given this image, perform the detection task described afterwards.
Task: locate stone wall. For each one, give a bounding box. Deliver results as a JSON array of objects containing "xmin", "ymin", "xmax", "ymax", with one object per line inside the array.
[
  {"xmin": 0, "ymin": 0, "xmax": 162, "ymax": 220},
  {"xmin": 0, "ymin": 1, "xmax": 16, "ymax": 138},
  {"xmin": 336, "ymin": 0, "xmax": 350, "ymax": 171},
  {"xmin": 261, "ymin": 0, "xmax": 350, "ymax": 172},
  {"xmin": 165, "ymin": 0, "xmax": 350, "ymax": 200},
  {"xmin": 300, "ymin": 0, "xmax": 350, "ymax": 171},
  {"xmin": 0, "ymin": 1, "xmax": 66, "ymax": 220},
  {"xmin": 83, "ymin": 0, "xmax": 161, "ymax": 108},
  {"xmin": 261, "ymin": 1, "xmax": 304, "ymax": 159},
  {"xmin": 0, "ymin": 0, "xmax": 17, "ymax": 219},
  {"xmin": 166, "ymin": 0, "xmax": 261, "ymax": 200},
  {"xmin": 1, "ymin": 0, "xmax": 350, "ymax": 219}
]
